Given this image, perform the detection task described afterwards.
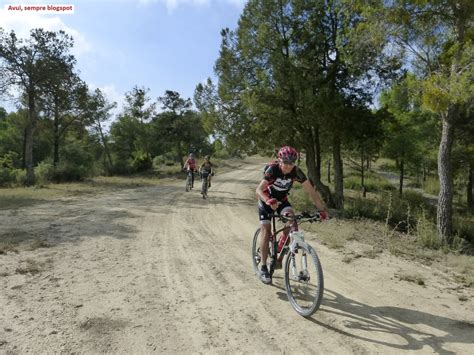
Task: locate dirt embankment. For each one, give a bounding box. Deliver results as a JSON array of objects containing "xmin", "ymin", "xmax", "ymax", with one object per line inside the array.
[{"xmin": 1, "ymin": 162, "xmax": 473, "ymax": 353}]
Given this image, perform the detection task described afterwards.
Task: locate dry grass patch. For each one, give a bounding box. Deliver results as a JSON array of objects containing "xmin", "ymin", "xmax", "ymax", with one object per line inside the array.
[
  {"xmin": 0, "ymin": 242, "xmax": 18, "ymax": 254},
  {"xmin": 0, "ymin": 175, "xmax": 171, "ymax": 210},
  {"xmin": 395, "ymin": 272, "xmax": 426, "ymax": 286},
  {"xmin": 15, "ymin": 258, "xmax": 48, "ymax": 275},
  {"xmin": 0, "ymin": 230, "xmax": 51, "ymax": 252}
]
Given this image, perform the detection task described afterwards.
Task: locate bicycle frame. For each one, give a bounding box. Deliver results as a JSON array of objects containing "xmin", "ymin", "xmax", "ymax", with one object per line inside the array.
[
  {"xmin": 265, "ymin": 212, "xmax": 319, "ymax": 275},
  {"xmin": 266, "ymin": 214, "xmax": 296, "ymax": 275}
]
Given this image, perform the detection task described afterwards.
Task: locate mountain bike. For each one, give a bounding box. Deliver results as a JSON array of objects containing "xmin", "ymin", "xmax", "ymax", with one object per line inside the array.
[
  {"xmin": 251, "ymin": 212, "xmax": 324, "ymax": 317},
  {"xmin": 185, "ymin": 170, "xmax": 193, "ymax": 192}
]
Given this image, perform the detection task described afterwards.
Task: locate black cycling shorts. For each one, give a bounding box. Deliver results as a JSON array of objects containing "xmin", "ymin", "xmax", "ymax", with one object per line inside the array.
[{"xmin": 257, "ymin": 199, "xmax": 293, "ymax": 224}]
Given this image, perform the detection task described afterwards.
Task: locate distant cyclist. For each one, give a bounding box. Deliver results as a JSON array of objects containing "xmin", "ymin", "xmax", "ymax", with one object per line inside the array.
[
  {"xmin": 200, "ymin": 155, "xmax": 214, "ymax": 189},
  {"xmin": 183, "ymin": 153, "xmax": 197, "ymax": 189},
  {"xmin": 255, "ymin": 146, "xmax": 328, "ymax": 284}
]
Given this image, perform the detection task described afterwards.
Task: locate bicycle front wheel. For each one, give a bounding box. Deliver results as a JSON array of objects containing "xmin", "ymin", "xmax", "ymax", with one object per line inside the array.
[
  {"xmin": 284, "ymin": 243, "xmax": 324, "ymax": 317},
  {"xmin": 251, "ymin": 228, "xmax": 274, "ymax": 277},
  {"xmin": 201, "ymin": 176, "xmax": 208, "ymax": 198}
]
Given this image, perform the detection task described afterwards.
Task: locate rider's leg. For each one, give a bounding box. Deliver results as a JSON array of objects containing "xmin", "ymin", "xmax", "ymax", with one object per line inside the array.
[
  {"xmin": 259, "ymin": 223, "xmax": 271, "ymax": 266},
  {"xmin": 280, "ymin": 206, "xmax": 296, "ymax": 236},
  {"xmin": 257, "ymin": 200, "xmax": 272, "ymax": 283},
  {"xmin": 191, "ymin": 170, "xmax": 194, "ymax": 188}
]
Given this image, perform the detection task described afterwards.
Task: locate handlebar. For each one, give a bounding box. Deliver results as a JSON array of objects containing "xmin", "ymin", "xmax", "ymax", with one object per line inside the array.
[{"xmin": 267, "ymin": 212, "xmax": 323, "ymax": 224}]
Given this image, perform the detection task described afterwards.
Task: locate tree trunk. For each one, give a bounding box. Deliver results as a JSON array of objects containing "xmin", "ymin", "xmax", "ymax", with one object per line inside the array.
[
  {"xmin": 361, "ymin": 151, "xmax": 366, "ymax": 198},
  {"xmin": 467, "ymin": 162, "xmax": 473, "ymax": 212},
  {"xmin": 304, "ymin": 141, "xmax": 334, "ymax": 207},
  {"xmin": 333, "ymin": 134, "xmax": 344, "ymax": 209},
  {"xmin": 22, "ymin": 127, "xmax": 27, "ymax": 170},
  {"xmin": 25, "ymin": 89, "xmax": 37, "ymax": 186},
  {"xmin": 437, "ymin": 114, "xmax": 455, "ymax": 243},
  {"xmin": 399, "ymin": 157, "xmax": 404, "ymax": 197},
  {"xmin": 422, "ymin": 163, "xmax": 427, "ymax": 188},
  {"xmin": 98, "ymin": 121, "xmax": 113, "ymax": 169},
  {"xmin": 53, "ymin": 104, "xmax": 60, "ymax": 167},
  {"xmin": 327, "ymin": 160, "xmax": 331, "ymax": 184},
  {"xmin": 312, "ymin": 126, "xmax": 321, "ymax": 180}
]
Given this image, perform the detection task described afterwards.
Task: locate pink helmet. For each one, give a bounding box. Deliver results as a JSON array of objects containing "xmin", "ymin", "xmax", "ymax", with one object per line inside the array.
[{"xmin": 278, "ymin": 146, "xmax": 298, "ymax": 163}]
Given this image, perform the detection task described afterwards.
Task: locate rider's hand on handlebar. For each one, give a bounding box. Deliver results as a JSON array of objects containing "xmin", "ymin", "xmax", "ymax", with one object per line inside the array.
[
  {"xmin": 318, "ymin": 210, "xmax": 328, "ymax": 221},
  {"xmin": 266, "ymin": 198, "xmax": 279, "ymax": 210}
]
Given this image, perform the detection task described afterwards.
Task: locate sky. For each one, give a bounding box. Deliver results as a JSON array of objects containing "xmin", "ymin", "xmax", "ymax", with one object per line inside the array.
[{"xmin": 0, "ymin": 0, "xmax": 245, "ymax": 116}]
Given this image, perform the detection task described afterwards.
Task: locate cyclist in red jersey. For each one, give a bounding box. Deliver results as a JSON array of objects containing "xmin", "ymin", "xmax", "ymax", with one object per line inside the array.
[
  {"xmin": 255, "ymin": 146, "xmax": 328, "ymax": 284},
  {"xmin": 183, "ymin": 153, "xmax": 197, "ymax": 189}
]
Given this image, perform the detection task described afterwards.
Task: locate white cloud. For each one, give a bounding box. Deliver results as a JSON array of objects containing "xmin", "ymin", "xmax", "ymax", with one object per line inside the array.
[
  {"xmin": 136, "ymin": 0, "xmax": 247, "ymax": 13},
  {"xmin": 0, "ymin": 9, "xmax": 91, "ymax": 56},
  {"xmin": 225, "ymin": 0, "xmax": 246, "ymax": 9}
]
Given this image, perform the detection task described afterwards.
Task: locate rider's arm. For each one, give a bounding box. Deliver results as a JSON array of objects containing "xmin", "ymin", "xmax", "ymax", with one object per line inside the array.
[
  {"xmin": 256, "ymin": 179, "xmax": 271, "ymax": 203},
  {"xmin": 301, "ymin": 180, "xmax": 327, "ymax": 212}
]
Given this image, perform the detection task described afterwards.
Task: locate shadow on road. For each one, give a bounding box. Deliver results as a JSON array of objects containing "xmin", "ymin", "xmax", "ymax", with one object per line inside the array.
[{"xmin": 308, "ymin": 289, "xmax": 473, "ymax": 354}]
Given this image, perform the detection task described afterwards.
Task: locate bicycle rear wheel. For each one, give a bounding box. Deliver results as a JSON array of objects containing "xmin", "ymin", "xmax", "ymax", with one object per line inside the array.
[{"xmin": 284, "ymin": 244, "xmax": 324, "ymax": 317}]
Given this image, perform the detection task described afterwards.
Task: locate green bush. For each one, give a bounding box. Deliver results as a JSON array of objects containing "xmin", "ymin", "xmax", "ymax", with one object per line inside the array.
[
  {"xmin": 345, "ymin": 197, "xmax": 386, "ymax": 221},
  {"xmin": 52, "ymin": 138, "xmax": 95, "ymax": 182},
  {"xmin": 454, "ymin": 216, "xmax": 474, "ymax": 245},
  {"xmin": 35, "ymin": 161, "xmax": 54, "ymax": 186},
  {"xmin": 345, "ymin": 191, "xmax": 436, "ymax": 234},
  {"xmin": 0, "ymin": 166, "xmax": 12, "ymax": 186},
  {"xmin": 12, "ymin": 169, "xmax": 26, "ymax": 185},
  {"xmin": 213, "ymin": 148, "xmax": 230, "ymax": 159},
  {"xmin": 131, "ymin": 151, "xmax": 152, "ymax": 172},
  {"xmin": 153, "ymin": 152, "xmax": 175, "ymax": 167},
  {"xmin": 415, "ymin": 211, "xmax": 441, "ymax": 249}
]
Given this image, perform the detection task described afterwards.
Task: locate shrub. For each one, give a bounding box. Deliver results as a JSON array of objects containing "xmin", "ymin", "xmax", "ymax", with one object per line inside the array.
[
  {"xmin": 153, "ymin": 152, "xmax": 176, "ymax": 168},
  {"xmin": 12, "ymin": 169, "xmax": 26, "ymax": 185},
  {"xmin": 131, "ymin": 151, "xmax": 152, "ymax": 172},
  {"xmin": 35, "ymin": 161, "xmax": 54, "ymax": 186},
  {"xmin": 415, "ymin": 211, "xmax": 441, "ymax": 249},
  {"xmin": 0, "ymin": 167, "xmax": 12, "ymax": 186}
]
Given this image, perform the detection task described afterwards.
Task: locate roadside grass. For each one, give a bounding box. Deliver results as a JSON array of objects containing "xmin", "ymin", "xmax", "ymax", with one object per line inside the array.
[
  {"xmin": 0, "ymin": 172, "xmax": 174, "ymax": 210},
  {"xmin": 0, "ymin": 229, "xmax": 52, "ymax": 254},
  {"xmin": 290, "ymin": 165, "xmax": 474, "ymax": 287},
  {"xmin": 0, "ymin": 157, "xmax": 249, "ymax": 211},
  {"xmin": 343, "ymin": 174, "xmax": 396, "ymax": 194},
  {"xmin": 394, "ymin": 272, "xmax": 426, "ymax": 286},
  {"xmin": 423, "ymin": 175, "xmax": 440, "ymax": 196},
  {"xmin": 374, "ymin": 158, "xmax": 398, "ymax": 173}
]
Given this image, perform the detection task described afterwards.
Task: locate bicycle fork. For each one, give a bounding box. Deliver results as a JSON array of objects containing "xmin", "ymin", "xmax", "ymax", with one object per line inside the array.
[{"xmin": 290, "ymin": 252, "xmax": 310, "ymax": 282}]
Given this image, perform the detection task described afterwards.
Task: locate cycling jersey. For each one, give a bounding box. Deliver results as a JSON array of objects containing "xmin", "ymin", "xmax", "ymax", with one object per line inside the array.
[
  {"xmin": 200, "ymin": 161, "xmax": 213, "ymax": 177},
  {"xmin": 262, "ymin": 163, "xmax": 307, "ymax": 202},
  {"xmin": 184, "ymin": 158, "xmax": 197, "ymax": 171}
]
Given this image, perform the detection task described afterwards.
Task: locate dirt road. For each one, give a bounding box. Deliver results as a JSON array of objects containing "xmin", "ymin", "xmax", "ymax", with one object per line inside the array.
[{"xmin": 1, "ymin": 162, "xmax": 473, "ymax": 353}]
